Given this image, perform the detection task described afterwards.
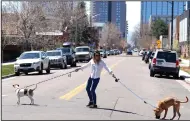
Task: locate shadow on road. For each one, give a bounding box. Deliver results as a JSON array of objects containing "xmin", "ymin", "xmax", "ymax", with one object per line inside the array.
[
  {"xmin": 96, "ymin": 107, "xmax": 153, "ymax": 119},
  {"xmin": 21, "ymin": 103, "xmax": 47, "ymax": 107},
  {"xmin": 50, "ymin": 65, "xmax": 81, "ymax": 70},
  {"xmin": 22, "ymin": 72, "xmax": 55, "ymax": 76}
]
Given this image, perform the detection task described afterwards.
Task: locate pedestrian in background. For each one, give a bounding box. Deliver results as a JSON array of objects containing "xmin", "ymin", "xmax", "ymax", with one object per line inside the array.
[{"xmin": 75, "ymin": 50, "xmax": 114, "ymax": 108}]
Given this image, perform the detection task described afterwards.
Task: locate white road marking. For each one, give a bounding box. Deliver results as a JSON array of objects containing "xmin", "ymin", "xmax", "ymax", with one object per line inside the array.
[
  {"xmin": 2, "ymin": 95, "xmax": 8, "ymax": 97},
  {"xmin": 176, "ymin": 80, "xmax": 190, "ymax": 92},
  {"xmin": 2, "ymin": 77, "xmax": 16, "ymax": 82}
]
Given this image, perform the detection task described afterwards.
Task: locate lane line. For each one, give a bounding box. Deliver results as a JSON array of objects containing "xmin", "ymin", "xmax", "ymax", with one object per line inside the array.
[
  {"xmin": 2, "ymin": 95, "xmax": 8, "ymax": 97},
  {"xmin": 59, "ymin": 58, "xmax": 125, "ymax": 100},
  {"xmin": 176, "ymin": 80, "xmax": 190, "ymax": 92}
]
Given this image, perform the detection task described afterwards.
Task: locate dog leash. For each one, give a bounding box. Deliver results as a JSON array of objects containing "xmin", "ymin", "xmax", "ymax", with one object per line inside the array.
[
  {"xmin": 24, "ymin": 70, "xmax": 76, "ymax": 88},
  {"xmin": 112, "ymin": 75, "xmax": 157, "ymax": 109}
]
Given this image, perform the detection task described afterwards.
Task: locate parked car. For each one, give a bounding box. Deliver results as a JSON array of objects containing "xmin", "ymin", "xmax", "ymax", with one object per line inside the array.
[
  {"xmin": 149, "ymin": 49, "xmax": 180, "ymax": 78},
  {"xmin": 127, "ymin": 49, "xmax": 133, "ymax": 55},
  {"xmin": 114, "ymin": 49, "xmax": 119, "ymax": 55},
  {"xmin": 106, "ymin": 50, "xmax": 110, "ymax": 56},
  {"xmin": 75, "ymin": 46, "xmax": 92, "ymax": 62},
  {"xmin": 144, "ymin": 51, "xmax": 153, "ymax": 64},
  {"xmin": 46, "ymin": 50, "xmax": 67, "ymax": 69},
  {"xmin": 142, "ymin": 51, "xmax": 147, "ymax": 60},
  {"xmin": 116, "ymin": 49, "xmax": 121, "ymax": 55},
  {"xmin": 14, "ymin": 51, "xmax": 50, "ymax": 76},
  {"xmin": 139, "ymin": 50, "xmax": 144, "ymax": 56},
  {"xmin": 109, "ymin": 50, "xmax": 115, "ymax": 55},
  {"xmin": 139, "ymin": 48, "xmax": 146, "ymax": 56},
  {"xmin": 99, "ymin": 49, "xmax": 107, "ymax": 58},
  {"xmin": 56, "ymin": 44, "xmax": 76, "ymax": 67},
  {"xmin": 149, "ymin": 52, "xmax": 155, "ymax": 69}
]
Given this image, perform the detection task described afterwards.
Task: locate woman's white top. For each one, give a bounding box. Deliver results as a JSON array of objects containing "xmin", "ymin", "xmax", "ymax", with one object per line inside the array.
[{"xmin": 80, "ymin": 59, "xmax": 112, "ymax": 79}]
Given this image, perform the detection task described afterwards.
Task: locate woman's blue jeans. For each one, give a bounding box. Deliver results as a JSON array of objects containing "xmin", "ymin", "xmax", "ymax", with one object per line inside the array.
[{"xmin": 86, "ymin": 77, "xmax": 100, "ymax": 105}]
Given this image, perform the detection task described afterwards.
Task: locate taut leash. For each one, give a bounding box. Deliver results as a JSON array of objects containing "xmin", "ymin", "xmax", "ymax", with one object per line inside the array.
[
  {"xmin": 112, "ymin": 74, "xmax": 157, "ymax": 109},
  {"xmin": 24, "ymin": 70, "xmax": 76, "ymax": 88}
]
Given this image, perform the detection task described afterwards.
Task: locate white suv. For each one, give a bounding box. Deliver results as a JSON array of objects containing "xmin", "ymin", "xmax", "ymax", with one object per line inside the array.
[
  {"xmin": 149, "ymin": 49, "xmax": 180, "ymax": 78},
  {"xmin": 75, "ymin": 46, "xmax": 92, "ymax": 62},
  {"xmin": 14, "ymin": 51, "xmax": 50, "ymax": 76}
]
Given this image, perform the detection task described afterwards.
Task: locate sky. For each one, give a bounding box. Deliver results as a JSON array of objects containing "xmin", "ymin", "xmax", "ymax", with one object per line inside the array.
[{"xmin": 126, "ymin": 1, "xmax": 141, "ymax": 42}]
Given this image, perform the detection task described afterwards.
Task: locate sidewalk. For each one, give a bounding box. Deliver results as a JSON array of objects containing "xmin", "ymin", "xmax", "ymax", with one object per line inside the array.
[
  {"xmin": 179, "ymin": 70, "xmax": 190, "ymax": 84},
  {"xmin": 180, "ymin": 59, "xmax": 190, "ymax": 67}
]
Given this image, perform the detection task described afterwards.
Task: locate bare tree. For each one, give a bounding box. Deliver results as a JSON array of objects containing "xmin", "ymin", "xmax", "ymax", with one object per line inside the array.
[
  {"xmin": 131, "ymin": 24, "xmax": 155, "ymax": 49},
  {"xmin": 100, "ymin": 23, "xmax": 122, "ymax": 49},
  {"xmin": 1, "ymin": 2, "xmax": 21, "ymax": 61}
]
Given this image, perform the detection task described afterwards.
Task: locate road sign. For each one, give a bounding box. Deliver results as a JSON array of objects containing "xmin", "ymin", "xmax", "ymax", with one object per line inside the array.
[{"xmin": 156, "ymin": 40, "xmax": 162, "ymax": 49}]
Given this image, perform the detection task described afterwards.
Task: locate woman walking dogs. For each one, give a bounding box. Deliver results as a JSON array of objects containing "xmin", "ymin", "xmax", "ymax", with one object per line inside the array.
[{"xmin": 75, "ymin": 50, "xmax": 115, "ymax": 108}]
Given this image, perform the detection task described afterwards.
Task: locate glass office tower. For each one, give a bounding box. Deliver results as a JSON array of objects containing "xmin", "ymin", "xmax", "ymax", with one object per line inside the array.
[
  {"xmin": 92, "ymin": 1, "xmax": 126, "ymax": 37},
  {"xmin": 141, "ymin": 1, "xmax": 186, "ymax": 24}
]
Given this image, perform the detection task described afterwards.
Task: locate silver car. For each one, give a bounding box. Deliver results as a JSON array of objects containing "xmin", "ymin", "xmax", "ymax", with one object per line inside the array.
[
  {"xmin": 46, "ymin": 50, "xmax": 67, "ymax": 69},
  {"xmin": 75, "ymin": 46, "xmax": 92, "ymax": 62}
]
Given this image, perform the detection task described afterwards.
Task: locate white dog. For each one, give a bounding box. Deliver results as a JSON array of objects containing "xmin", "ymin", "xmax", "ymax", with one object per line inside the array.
[{"xmin": 13, "ymin": 84, "xmax": 37, "ymax": 105}]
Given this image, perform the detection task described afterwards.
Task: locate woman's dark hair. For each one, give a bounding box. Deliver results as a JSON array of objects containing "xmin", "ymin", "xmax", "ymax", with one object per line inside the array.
[
  {"xmin": 93, "ymin": 50, "xmax": 101, "ymax": 64},
  {"xmin": 93, "ymin": 50, "xmax": 100, "ymax": 56}
]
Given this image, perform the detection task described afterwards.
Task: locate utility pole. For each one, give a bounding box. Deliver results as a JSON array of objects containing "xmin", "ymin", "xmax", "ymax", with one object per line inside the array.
[
  {"xmin": 188, "ymin": 10, "xmax": 190, "ymax": 67},
  {"xmin": 171, "ymin": 1, "xmax": 174, "ymax": 50}
]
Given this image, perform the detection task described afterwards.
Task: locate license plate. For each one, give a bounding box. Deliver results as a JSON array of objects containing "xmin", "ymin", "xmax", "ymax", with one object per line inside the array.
[
  {"xmin": 23, "ymin": 68, "xmax": 28, "ymax": 70},
  {"xmin": 157, "ymin": 62, "xmax": 162, "ymax": 65}
]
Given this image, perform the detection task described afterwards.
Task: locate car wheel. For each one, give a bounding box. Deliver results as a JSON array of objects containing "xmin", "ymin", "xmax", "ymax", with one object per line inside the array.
[
  {"xmin": 15, "ymin": 71, "xmax": 20, "ymax": 76},
  {"xmin": 63, "ymin": 61, "xmax": 67, "ymax": 69},
  {"xmin": 24, "ymin": 72, "xmax": 28, "ymax": 75},
  {"xmin": 148, "ymin": 64, "xmax": 151, "ymax": 69},
  {"xmin": 173, "ymin": 73, "xmax": 179, "ymax": 79},
  {"xmin": 60, "ymin": 62, "xmax": 64, "ymax": 69},
  {"xmin": 38, "ymin": 63, "xmax": 43, "ymax": 75},
  {"xmin": 71, "ymin": 61, "xmax": 77, "ymax": 67},
  {"xmin": 46, "ymin": 63, "xmax": 50, "ymax": 74},
  {"xmin": 150, "ymin": 70, "xmax": 154, "ymax": 77}
]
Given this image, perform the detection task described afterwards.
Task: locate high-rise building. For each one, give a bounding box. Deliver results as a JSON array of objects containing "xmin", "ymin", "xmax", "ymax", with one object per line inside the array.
[
  {"xmin": 141, "ymin": 1, "xmax": 186, "ymax": 24},
  {"xmin": 185, "ymin": 1, "xmax": 190, "ymax": 10},
  {"xmin": 91, "ymin": 1, "xmax": 126, "ymax": 38}
]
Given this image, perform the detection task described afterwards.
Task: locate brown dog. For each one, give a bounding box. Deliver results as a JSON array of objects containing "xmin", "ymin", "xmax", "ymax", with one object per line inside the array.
[{"xmin": 154, "ymin": 96, "xmax": 188, "ymax": 120}]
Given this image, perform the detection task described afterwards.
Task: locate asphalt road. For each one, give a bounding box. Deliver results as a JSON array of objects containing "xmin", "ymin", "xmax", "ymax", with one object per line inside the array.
[{"xmin": 2, "ymin": 55, "xmax": 190, "ymax": 120}]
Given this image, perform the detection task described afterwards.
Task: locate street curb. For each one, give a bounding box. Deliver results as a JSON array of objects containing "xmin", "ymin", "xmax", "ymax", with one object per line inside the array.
[
  {"xmin": 2, "ymin": 74, "xmax": 15, "ymax": 79},
  {"xmin": 179, "ymin": 70, "xmax": 190, "ymax": 84}
]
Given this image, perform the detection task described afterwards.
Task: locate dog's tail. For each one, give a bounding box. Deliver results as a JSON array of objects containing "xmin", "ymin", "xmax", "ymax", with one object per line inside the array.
[
  {"xmin": 32, "ymin": 84, "xmax": 37, "ymax": 91},
  {"xmin": 179, "ymin": 96, "xmax": 189, "ymax": 103}
]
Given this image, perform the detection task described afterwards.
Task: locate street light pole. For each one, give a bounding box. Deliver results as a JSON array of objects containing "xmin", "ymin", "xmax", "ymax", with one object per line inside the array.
[{"xmin": 171, "ymin": 1, "xmax": 174, "ymax": 50}]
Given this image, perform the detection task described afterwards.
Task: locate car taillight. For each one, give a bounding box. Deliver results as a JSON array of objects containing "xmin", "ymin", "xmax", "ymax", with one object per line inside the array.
[
  {"xmin": 176, "ymin": 60, "xmax": 179, "ymax": 67},
  {"xmin": 152, "ymin": 58, "xmax": 156, "ymax": 65}
]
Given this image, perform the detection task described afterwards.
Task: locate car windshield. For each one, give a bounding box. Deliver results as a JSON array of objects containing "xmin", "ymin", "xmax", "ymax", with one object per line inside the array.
[
  {"xmin": 157, "ymin": 52, "xmax": 176, "ymax": 62},
  {"xmin": 19, "ymin": 53, "xmax": 40, "ymax": 59},
  {"xmin": 75, "ymin": 48, "xmax": 89, "ymax": 52},
  {"xmin": 57, "ymin": 48, "xmax": 70, "ymax": 54},
  {"xmin": 47, "ymin": 52, "xmax": 61, "ymax": 56}
]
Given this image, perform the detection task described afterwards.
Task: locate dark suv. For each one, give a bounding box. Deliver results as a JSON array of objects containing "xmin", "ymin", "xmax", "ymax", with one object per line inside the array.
[
  {"xmin": 56, "ymin": 46, "xmax": 76, "ymax": 67},
  {"xmin": 149, "ymin": 49, "xmax": 180, "ymax": 78}
]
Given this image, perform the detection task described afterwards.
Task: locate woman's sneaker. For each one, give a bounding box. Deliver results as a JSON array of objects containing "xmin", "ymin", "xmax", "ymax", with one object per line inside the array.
[
  {"xmin": 89, "ymin": 104, "xmax": 98, "ymax": 108},
  {"xmin": 86, "ymin": 102, "xmax": 93, "ymax": 107}
]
